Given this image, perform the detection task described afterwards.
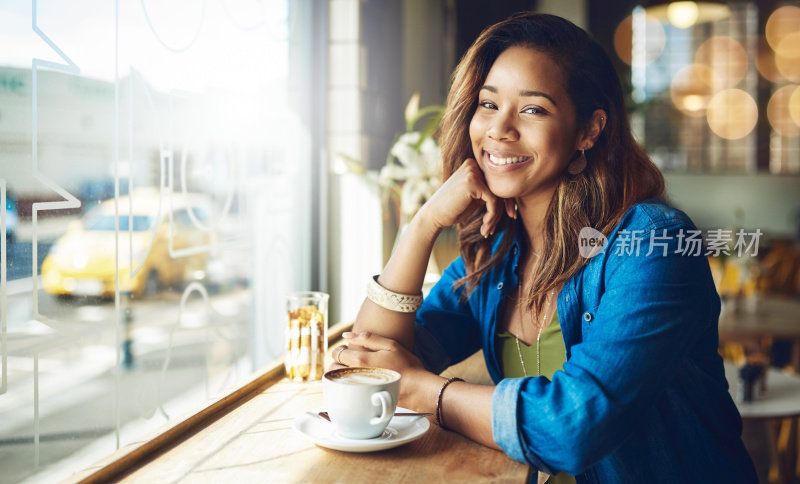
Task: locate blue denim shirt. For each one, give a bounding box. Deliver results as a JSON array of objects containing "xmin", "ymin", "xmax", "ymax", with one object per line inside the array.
[{"xmin": 413, "ymin": 200, "xmax": 757, "ymax": 483}]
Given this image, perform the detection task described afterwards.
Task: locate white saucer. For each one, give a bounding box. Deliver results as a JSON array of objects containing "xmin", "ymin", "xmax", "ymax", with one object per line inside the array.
[{"xmin": 293, "ymin": 407, "xmax": 430, "ymax": 453}]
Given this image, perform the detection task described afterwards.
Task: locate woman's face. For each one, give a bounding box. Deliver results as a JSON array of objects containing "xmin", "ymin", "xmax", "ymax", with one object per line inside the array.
[{"xmin": 469, "ymin": 46, "xmax": 581, "ymax": 203}]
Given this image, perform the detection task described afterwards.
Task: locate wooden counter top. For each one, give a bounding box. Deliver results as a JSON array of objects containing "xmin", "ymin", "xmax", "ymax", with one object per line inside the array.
[{"xmin": 74, "ymin": 334, "xmax": 529, "ymax": 483}]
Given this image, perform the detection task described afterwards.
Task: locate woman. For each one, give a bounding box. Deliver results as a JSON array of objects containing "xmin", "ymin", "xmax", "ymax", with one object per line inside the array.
[{"xmin": 333, "ymin": 12, "xmax": 757, "ymax": 483}]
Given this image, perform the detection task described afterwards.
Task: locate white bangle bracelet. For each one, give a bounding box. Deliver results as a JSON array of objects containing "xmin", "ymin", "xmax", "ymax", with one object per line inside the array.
[{"xmin": 366, "ymin": 275, "xmax": 423, "ymax": 313}]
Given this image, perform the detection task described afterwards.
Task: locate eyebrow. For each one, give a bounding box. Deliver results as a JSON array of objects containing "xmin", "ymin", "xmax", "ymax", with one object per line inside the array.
[{"xmin": 480, "ymin": 85, "xmax": 558, "ymax": 107}]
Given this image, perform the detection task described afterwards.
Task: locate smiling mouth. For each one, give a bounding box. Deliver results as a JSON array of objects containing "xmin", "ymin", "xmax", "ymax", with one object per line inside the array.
[{"xmin": 486, "ymin": 152, "xmax": 531, "ymax": 166}]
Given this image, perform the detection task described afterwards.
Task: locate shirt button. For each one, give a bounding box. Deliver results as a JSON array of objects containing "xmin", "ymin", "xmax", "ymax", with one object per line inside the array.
[
  {"xmin": 513, "ymin": 246, "xmax": 518, "ymax": 254},
  {"xmin": 583, "ymin": 312, "xmax": 593, "ymax": 322},
  {"xmin": 497, "ymin": 282, "xmax": 504, "ymax": 290}
]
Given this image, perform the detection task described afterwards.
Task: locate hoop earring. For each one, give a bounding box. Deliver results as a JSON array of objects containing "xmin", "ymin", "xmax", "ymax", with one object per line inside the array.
[{"xmin": 567, "ymin": 150, "xmax": 587, "ymax": 175}]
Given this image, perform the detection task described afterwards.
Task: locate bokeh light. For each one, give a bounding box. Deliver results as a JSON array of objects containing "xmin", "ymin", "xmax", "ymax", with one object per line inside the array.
[
  {"xmin": 695, "ymin": 36, "xmax": 747, "ymax": 88},
  {"xmin": 765, "ymin": 6, "xmax": 800, "ymax": 51},
  {"xmin": 756, "ymin": 36, "xmax": 785, "ymax": 83},
  {"xmin": 768, "ymin": 85, "xmax": 800, "ymax": 137},
  {"xmin": 706, "ymin": 89, "xmax": 757, "ymax": 140},
  {"xmin": 670, "ymin": 64, "xmax": 720, "ymax": 117},
  {"xmin": 614, "ymin": 14, "xmax": 665, "ymax": 66},
  {"xmin": 774, "ymin": 32, "xmax": 800, "ymax": 83},
  {"xmin": 789, "ymin": 86, "xmax": 800, "ymax": 129},
  {"xmin": 667, "ymin": 1, "xmax": 699, "ymax": 28},
  {"xmin": 645, "ymin": 1, "xmax": 730, "ymax": 28}
]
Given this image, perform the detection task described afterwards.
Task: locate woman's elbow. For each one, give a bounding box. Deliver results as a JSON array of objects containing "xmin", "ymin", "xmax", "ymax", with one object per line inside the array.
[
  {"xmin": 529, "ymin": 424, "xmax": 616, "ymax": 475},
  {"xmin": 542, "ymin": 442, "xmax": 605, "ymax": 476}
]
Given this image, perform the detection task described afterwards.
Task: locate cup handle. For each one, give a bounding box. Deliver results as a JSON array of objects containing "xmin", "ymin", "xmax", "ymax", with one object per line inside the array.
[{"xmin": 369, "ymin": 390, "xmax": 395, "ymax": 426}]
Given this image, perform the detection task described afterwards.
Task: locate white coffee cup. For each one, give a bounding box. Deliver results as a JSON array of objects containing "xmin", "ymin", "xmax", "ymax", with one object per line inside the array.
[{"xmin": 322, "ymin": 367, "xmax": 401, "ymax": 439}]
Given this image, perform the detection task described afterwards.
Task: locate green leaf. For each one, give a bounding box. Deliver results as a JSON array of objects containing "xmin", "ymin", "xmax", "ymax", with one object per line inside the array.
[
  {"xmin": 406, "ymin": 104, "xmax": 445, "ymax": 133},
  {"xmin": 413, "ymin": 107, "xmax": 444, "ymax": 150},
  {"xmin": 338, "ymin": 153, "xmax": 367, "ymax": 175}
]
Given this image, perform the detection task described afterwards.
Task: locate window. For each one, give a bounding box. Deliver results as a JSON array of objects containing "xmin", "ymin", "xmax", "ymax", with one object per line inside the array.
[{"xmin": 0, "ymin": 1, "xmax": 323, "ymax": 482}]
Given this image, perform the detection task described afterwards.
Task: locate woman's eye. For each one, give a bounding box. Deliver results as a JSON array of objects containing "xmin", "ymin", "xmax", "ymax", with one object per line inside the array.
[
  {"xmin": 479, "ymin": 101, "xmax": 497, "ymax": 110},
  {"xmin": 522, "ymin": 106, "xmax": 547, "ymax": 115}
]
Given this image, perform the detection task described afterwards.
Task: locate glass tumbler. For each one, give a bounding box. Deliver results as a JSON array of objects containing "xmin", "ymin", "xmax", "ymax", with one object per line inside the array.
[{"xmin": 285, "ymin": 291, "xmax": 329, "ymax": 381}]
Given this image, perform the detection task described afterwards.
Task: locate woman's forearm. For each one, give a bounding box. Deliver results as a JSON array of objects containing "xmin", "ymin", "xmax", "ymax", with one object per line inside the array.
[
  {"xmin": 352, "ymin": 159, "xmax": 506, "ymax": 349},
  {"xmin": 401, "ymin": 370, "xmax": 499, "ymax": 450},
  {"xmin": 439, "ymin": 380, "xmax": 499, "ymax": 450},
  {"xmin": 352, "ymin": 210, "xmax": 442, "ymax": 350}
]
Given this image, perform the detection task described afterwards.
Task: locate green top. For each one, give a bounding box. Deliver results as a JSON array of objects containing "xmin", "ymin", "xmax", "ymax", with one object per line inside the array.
[{"xmin": 497, "ymin": 312, "xmax": 576, "ymax": 484}]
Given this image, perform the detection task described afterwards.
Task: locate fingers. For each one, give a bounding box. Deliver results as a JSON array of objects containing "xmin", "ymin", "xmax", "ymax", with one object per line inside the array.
[
  {"xmin": 333, "ymin": 332, "xmax": 401, "ymax": 368},
  {"xmin": 430, "ymin": 158, "xmax": 515, "ymax": 237},
  {"xmin": 334, "ymin": 333, "xmax": 426, "ymax": 376},
  {"xmin": 460, "ymin": 160, "xmax": 499, "ymax": 238},
  {"xmin": 481, "ymin": 196, "xmax": 518, "ymax": 237},
  {"xmin": 481, "ymin": 195, "xmax": 503, "ymax": 238},
  {"xmin": 331, "ymin": 345, "xmax": 374, "ymax": 369},
  {"xmin": 333, "ymin": 344, "xmax": 347, "ymax": 366},
  {"xmin": 342, "ymin": 331, "xmax": 397, "ymax": 351},
  {"xmin": 505, "ymin": 199, "xmax": 517, "ymax": 219},
  {"xmin": 459, "ymin": 159, "xmax": 515, "ymax": 237},
  {"xmin": 331, "ymin": 344, "xmax": 351, "ymax": 367},
  {"xmin": 480, "ymin": 206, "xmax": 495, "ymax": 238}
]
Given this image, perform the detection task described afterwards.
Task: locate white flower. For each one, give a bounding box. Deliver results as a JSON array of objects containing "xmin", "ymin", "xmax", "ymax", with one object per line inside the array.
[
  {"xmin": 399, "ymin": 174, "xmax": 441, "ymax": 219},
  {"xmin": 384, "ymin": 127, "xmax": 443, "ymax": 219},
  {"xmin": 390, "ymin": 134, "xmax": 425, "ymax": 175},
  {"xmin": 400, "ymin": 178, "xmax": 427, "ymax": 217},
  {"xmin": 378, "ymin": 163, "xmax": 407, "ymax": 187},
  {"xmin": 419, "ymin": 137, "xmax": 441, "ymax": 171},
  {"xmin": 339, "ymin": 95, "xmax": 444, "ymax": 222}
]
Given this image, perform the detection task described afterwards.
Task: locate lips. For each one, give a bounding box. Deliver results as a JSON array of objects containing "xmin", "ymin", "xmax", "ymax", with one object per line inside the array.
[{"xmin": 484, "ymin": 150, "xmax": 532, "ymax": 167}]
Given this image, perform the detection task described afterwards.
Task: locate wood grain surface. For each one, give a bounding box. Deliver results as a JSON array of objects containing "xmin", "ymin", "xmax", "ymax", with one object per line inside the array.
[{"xmin": 118, "ymin": 351, "xmax": 529, "ymax": 483}]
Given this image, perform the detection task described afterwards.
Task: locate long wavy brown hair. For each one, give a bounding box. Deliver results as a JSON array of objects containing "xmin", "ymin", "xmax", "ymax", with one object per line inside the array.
[{"xmin": 439, "ymin": 13, "xmax": 664, "ymax": 312}]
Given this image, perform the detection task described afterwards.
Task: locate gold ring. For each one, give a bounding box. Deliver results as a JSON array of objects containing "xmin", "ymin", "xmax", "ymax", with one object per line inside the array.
[{"xmin": 334, "ymin": 345, "xmax": 346, "ymax": 365}]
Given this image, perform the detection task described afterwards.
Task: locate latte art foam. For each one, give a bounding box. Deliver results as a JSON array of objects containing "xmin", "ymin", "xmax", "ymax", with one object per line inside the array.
[{"xmin": 326, "ymin": 368, "xmax": 397, "ymax": 385}]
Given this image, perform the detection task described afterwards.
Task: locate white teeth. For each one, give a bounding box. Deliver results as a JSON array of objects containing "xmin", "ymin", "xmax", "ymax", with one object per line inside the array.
[{"xmin": 488, "ymin": 153, "xmax": 527, "ymax": 165}]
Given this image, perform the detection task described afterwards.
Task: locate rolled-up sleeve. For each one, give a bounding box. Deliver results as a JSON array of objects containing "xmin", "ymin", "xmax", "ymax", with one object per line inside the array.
[{"xmin": 493, "ymin": 377, "xmax": 559, "ymax": 473}]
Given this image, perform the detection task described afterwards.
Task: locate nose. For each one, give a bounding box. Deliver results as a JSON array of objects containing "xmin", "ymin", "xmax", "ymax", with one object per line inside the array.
[{"xmin": 486, "ymin": 112, "xmax": 519, "ymax": 142}]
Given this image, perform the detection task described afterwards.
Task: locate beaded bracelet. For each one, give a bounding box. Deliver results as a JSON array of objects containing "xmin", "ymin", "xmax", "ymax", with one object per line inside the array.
[
  {"xmin": 435, "ymin": 377, "xmax": 464, "ymax": 429},
  {"xmin": 366, "ymin": 275, "xmax": 423, "ymax": 313}
]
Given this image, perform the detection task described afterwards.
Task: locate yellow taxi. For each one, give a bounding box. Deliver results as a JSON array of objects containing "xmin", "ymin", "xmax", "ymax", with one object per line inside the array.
[{"xmin": 42, "ymin": 188, "xmax": 213, "ymax": 298}]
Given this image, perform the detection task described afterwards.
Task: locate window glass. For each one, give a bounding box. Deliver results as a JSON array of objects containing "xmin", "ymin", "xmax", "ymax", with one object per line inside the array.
[
  {"xmin": 85, "ymin": 215, "xmax": 155, "ymax": 231},
  {"xmin": 0, "ymin": 1, "xmax": 317, "ymax": 482}
]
